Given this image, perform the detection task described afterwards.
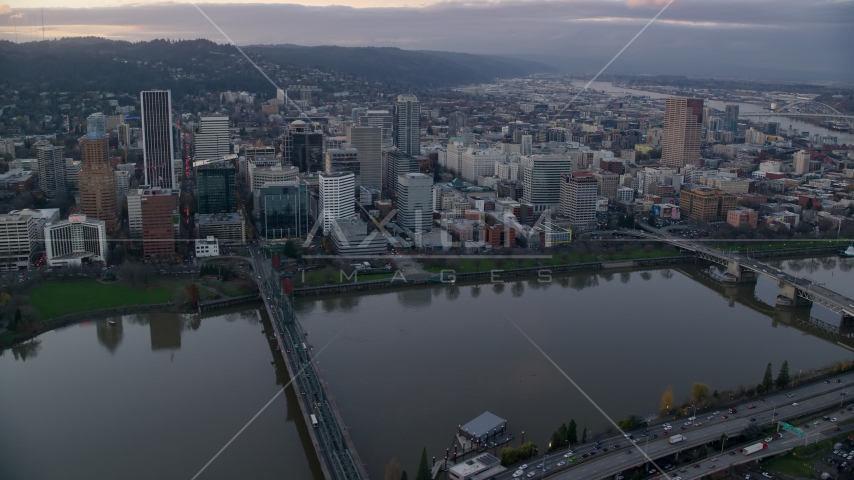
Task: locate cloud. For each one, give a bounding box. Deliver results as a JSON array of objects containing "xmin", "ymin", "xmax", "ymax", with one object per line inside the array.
[
  {"xmin": 0, "ymin": 5, "xmax": 10, "ymax": 15},
  {"xmin": 625, "ymin": 0, "xmax": 670, "ymax": 6},
  {"xmin": 0, "ymin": 0, "xmax": 851, "ymax": 81}
]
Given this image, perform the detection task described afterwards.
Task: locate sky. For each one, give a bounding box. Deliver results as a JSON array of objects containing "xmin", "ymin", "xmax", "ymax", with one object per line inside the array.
[{"xmin": 0, "ymin": 0, "xmax": 852, "ymax": 81}]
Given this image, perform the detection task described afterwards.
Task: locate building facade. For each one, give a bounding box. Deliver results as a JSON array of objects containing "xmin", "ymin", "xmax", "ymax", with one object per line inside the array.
[
  {"xmin": 0, "ymin": 213, "xmax": 37, "ymax": 270},
  {"xmin": 196, "ymin": 163, "xmax": 237, "ymax": 214},
  {"xmin": 37, "ymin": 144, "xmax": 66, "ymax": 198},
  {"xmin": 347, "ymin": 125, "xmax": 382, "ymax": 190},
  {"xmin": 140, "ymin": 90, "xmax": 176, "ymax": 189},
  {"xmin": 662, "ymin": 98, "xmax": 703, "ymax": 168},
  {"xmin": 193, "ymin": 116, "xmax": 230, "ymax": 160},
  {"xmin": 559, "ymin": 172, "xmax": 598, "ymax": 231},
  {"xmin": 521, "ymin": 154, "xmax": 573, "ymax": 213},
  {"xmin": 396, "ymin": 173, "xmax": 433, "ymax": 232},
  {"xmin": 44, "ymin": 214, "xmax": 108, "ymax": 268},
  {"xmin": 679, "ymin": 186, "xmax": 737, "ymax": 222},
  {"xmin": 79, "ymin": 113, "xmax": 118, "ymax": 230},
  {"xmin": 319, "ymin": 172, "xmax": 355, "ymax": 235},
  {"xmin": 325, "ymin": 148, "xmax": 360, "ymax": 188},
  {"xmin": 393, "ymin": 94, "xmax": 421, "ymax": 156},
  {"xmin": 257, "ymin": 181, "xmax": 310, "ymax": 240}
]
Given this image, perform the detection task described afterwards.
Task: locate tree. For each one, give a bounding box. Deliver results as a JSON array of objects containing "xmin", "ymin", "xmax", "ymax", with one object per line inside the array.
[
  {"xmin": 567, "ymin": 419, "xmax": 578, "ymax": 445},
  {"xmin": 415, "ymin": 447, "xmax": 431, "ymax": 480},
  {"xmin": 186, "ymin": 284, "xmax": 200, "ymax": 306},
  {"xmin": 384, "ymin": 459, "xmax": 401, "ymax": 480},
  {"xmin": 720, "ymin": 433, "xmax": 728, "ymax": 451},
  {"xmin": 632, "ymin": 469, "xmax": 643, "ymax": 480},
  {"xmin": 775, "ymin": 360, "xmax": 790, "ymax": 389},
  {"xmin": 691, "ymin": 382, "xmax": 709, "ymax": 404},
  {"xmin": 401, "ymin": 472, "xmax": 408, "ymax": 480},
  {"xmin": 283, "ymin": 239, "xmax": 299, "ymax": 258},
  {"xmin": 741, "ymin": 423, "xmax": 763, "ymax": 440},
  {"xmin": 660, "ymin": 386, "xmax": 674, "ymax": 414},
  {"xmin": 581, "ymin": 427, "xmax": 587, "ymax": 443},
  {"xmin": 761, "ymin": 363, "xmax": 774, "ymax": 392},
  {"xmin": 698, "ymin": 444, "xmax": 707, "ymax": 458},
  {"xmin": 618, "ymin": 416, "xmax": 641, "ymax": 431}
]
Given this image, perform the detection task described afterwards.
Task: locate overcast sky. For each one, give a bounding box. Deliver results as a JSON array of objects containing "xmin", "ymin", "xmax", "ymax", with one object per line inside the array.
[{"xmin": 1, "ymin": 0, "xmax": 852, "ymax": 82}]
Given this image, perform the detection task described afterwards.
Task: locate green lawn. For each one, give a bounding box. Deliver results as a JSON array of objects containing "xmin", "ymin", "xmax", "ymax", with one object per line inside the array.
[
  {"xmin": 423, "ymin": 249, "xmax": 674, "ymax": 273},
  {"xmin": 28, "ymin": 279, "xmax": 190, "ymax": 320},
  {"xmin": 296, "ymin": 269, "xmax": 398, "ymax": 287},
  {"xmin": 762, "ymin": 455, "xmax": 814, "ymax": 478}
]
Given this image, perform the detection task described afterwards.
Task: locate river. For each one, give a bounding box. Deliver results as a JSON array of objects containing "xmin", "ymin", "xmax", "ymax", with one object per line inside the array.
[
  {"xmin": 0, "ymin": 308, "xmax": 322, "ymax": 480},
  {"xmin": 571, "ymin": 80, "xmax": 853, "ymax": 144},
  {"xmin": 1, "ymin": 258, "xmax": 852, "ymax": 480}
]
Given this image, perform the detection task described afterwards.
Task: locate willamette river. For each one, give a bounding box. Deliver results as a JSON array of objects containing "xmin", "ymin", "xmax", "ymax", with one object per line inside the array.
[{"xmin": 1, "ymin": 257, "xmax": 853, "ymax": 479}]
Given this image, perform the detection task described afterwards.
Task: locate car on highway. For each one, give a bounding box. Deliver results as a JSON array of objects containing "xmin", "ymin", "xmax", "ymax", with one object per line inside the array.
[
  {"xmin": 747, "ymin": 404, "xmax": 756, "ymax": 409},
  {"xmin": 512, "ymin": 471, "xmax": 523, "ymax": 478},
  {"xmin": 792, "ymin": 402, "xmax": 799, "ymax": 406},
  {"xmin": 563, "ymin": 451, "xmax": 574, "ymax": 458},
  {"xmin": 535, "ymin": 463, "xmax": 543, "ymax": 469},
  {"xmin": 556, "ymin": 461, "xmax": 566, "ymax": 467},
  {"xmin": 526, "ymin": 472, "xmax": 536, "ymax": 478},
  {"xmin": 519, "ymin": 464, "xmax": 528, "ymax": 470}
]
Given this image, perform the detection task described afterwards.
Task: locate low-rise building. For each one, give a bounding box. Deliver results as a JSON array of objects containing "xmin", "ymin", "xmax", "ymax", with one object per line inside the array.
[
  {"xmin": 679, "ymin": 187, "xmax": 737, "ymax": 222},
  {"xmin": 195, "ymin": 212, "xmax": 246, "ymax": 245},
  {"xmin": 195, "ymin": 236, "xmax": 220, "ymax": 257},
  {"xmin": 44, "ymin": 214, "xmax": 108, "ymax": 268},
  {"xmin": 330, "ymin": 217, "xmax": 387, "ymax": 256},
  {"xmin": 727, "ymin": 208, "xmax": 758, "ymax": 229},
  {"xmin": 0, "ymin": 213, "xmax": 38, "ymax": 270}
]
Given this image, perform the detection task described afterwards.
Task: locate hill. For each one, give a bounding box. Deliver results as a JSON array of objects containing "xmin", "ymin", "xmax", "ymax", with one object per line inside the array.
[{"xmin": 0, "ymin": 38, "xmax": 553, "ymax": 95}]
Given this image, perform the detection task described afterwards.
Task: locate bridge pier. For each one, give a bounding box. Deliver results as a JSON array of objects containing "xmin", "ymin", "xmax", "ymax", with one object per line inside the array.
[
  {"xmin": 724, "ymin": 260, "xmax": 758, "ymax": 284},
  {"xmin": 842, "ymin": 313, "xmax": 854, "ymax": 327},
  {"xmin": 775, "ymin": 283, "xmax": 813, "ymax": 308}
]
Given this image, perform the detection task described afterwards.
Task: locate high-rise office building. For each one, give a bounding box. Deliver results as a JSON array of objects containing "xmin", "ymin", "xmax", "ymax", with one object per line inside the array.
[
  {"xmin": 383, "ymin": 148, "xmax": 419, "ymax": 194},
  {"xmin": 291, "ymin": 130, "xmax": 324, "ymax": 172},
  {"xmin": 359, "ymin": 111, "xmax": 393, "ymax": 147},
  {"xmin": 559, "ymin": 172, "xmax": 597, "ymax": 231},
  {"xmin": 318, "ymin": 172, "xmax": 355, "ymax": 235},
  {"xmin": 447, "ymin": 111, "xmax": 467, "ymax": 137},
  {"xmin": 347, "ymin": 125, "xmax": 382, "ymax": 189},
  {"xmin": 724, "ymin": 105, "xmax": 740, "ymax": 133},
  {"xmin": 793, "ymin": 150, "xmax": 811, "ymax": 175},
  {"xmin": 521, "ymin": 154, "xmax": 573, "ymax": 213},
  {"xmin": 37, "ymin": 144, "xmax": 66, "ymax": 199},
  {"xmin": 196, "ymin": 163, "xmax": 237, "ymax": 214},
  {"xmin": 351, "ymin": 107, "xmax": 368, "ymax": 124},
  {"xmin": 140, "ymin": 90, "xmax": 176, "ymax": 189},
  {"xmin": 396, "ymin": 173, "xmax": 433, "ymax": 232},
  {"xmin": 325, "ymin": 148, "xmax": 360, "ymax": 188},
  {"xmin": 393, "ymin": 94, "xmax": 421, "ymax": 157},
  {"xmin": 140, "ymin": 188, "xmax": 177, "ymax": 257},
  {"xmin": 79, "ymin": 113, "xmax": 118, "ymax": 230},
  {"xmin": 662, "ymin": 98, "xmax": 703, "ymax": 168},
  {"xmin": 257, "ymin": 181, "xmax": 310, "ymax": 240},
  {"xmin": 0, "ymin": 213, "xmax": 37, "ymax": 270},
  {"xmin": 193, "ymin": 116, "xmax": 230, "ymax": 160}
]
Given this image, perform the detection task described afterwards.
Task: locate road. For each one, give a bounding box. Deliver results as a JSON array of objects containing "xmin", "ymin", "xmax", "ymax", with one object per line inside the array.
[{"xmin": 490, "ymin": 372, "xmax": 854, "ymax": 480}]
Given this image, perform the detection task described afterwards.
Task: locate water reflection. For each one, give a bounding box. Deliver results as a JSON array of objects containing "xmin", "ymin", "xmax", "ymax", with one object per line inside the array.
[
  {"xmin": 397, "ymin": 288, "xmax": 431, "ymax": 308},
  {"xmin": 470, "ymin": 285, "xmax": 481, "ymax": 298},
  {"xmin": 96, "ymin": 318, "xmax": 123, "ymax": 354},
  {"xmin": 620, "ymin": 272, "xmax": 631, "ymax": 284},
  {"xmin": 6, "ymin": 339, "xmax": 41, "ymax": 361},
  {"xmin": 511, "ymin": 281, "xmax": 524, "ymax": 297}
]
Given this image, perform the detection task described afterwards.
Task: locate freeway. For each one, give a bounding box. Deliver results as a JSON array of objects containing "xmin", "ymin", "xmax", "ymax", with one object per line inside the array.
[
  {"xmin": 676, "ymin": 422, "xmax": 853, "ymax": 480},
  {"xmin": 491, "ymin": 372, "xmax": 854, "ymax": 480}
]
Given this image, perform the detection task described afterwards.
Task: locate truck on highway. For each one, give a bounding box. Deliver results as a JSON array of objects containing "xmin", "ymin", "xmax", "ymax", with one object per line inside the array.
[
  {"xmin": 668, "ymin": 435, "xmax": 686, "ymax": 444},
  {"xmin": 742, "ymin": 442, "xmax": 767, "ymax": 455}
]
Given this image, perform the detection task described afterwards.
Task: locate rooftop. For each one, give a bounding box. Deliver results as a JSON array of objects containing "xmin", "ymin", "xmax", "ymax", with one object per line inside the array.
[{"xmin": 460, "ymin": 411, "xmax": 506, "ymax": 437}]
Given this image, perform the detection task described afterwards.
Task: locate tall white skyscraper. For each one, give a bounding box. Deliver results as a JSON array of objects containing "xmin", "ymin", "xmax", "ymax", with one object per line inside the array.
[
  {"xmin": 393, "ymin": 94, "xmax": 421, "ymax": 157},
  {"xmin": 396, "ymin": 173, "xmax": 433, "ymax": 232},
  {"xmin": 37, "ymin": 144, "xmax": 66, "ymax": 199},
  {"xmin": 319, "ymin": 172, "xmax": 355, "ymax": 235},
  {"xmin": 140, "ymin": 90, "xmax": 176, "ymax": 189},
  {"xmin": 521, "ymin": 154, "xmax": 573, "ymax": 213},
  {"xmin": 347, "ymin": 125, "xmax": 382, "ymax": 189},
  {"xmin": 193, "ymin": 116, "xmax": 230, "ymax": 160}
]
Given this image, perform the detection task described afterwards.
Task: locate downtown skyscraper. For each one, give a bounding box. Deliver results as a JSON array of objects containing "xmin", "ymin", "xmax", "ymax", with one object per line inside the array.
[
  {"xmin": 393, "ymin": 94, "xmax": 421, "ymax": 157},
  {"xmin": 79, "ymin": 113, "xmax": 118, "ymax": 230},
  {"xmin": 661, "ymin": 98, "xmax": 703, "ymax": 168},
  {"xmin": 140, "ymin": 90, "xmax": 176, "ymax": 189}
]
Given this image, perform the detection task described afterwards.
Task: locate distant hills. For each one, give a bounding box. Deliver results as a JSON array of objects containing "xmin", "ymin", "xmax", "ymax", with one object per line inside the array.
[{"xmin": 0, "ymin": 38, "xmax": 553, "ymax": 95}]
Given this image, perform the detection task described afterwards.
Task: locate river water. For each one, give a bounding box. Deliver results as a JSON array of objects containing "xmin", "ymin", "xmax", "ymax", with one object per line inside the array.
[
  {"xmin": 571, "ymin": 80, "xmax": 853, "ymax": 144},
  {"xmin": 2, "ymin": 258, "xmax": 852, "ymax": 480},
  {"xmin": 0, "ymin": 308, "xmax": 322, "ymax": 480}
]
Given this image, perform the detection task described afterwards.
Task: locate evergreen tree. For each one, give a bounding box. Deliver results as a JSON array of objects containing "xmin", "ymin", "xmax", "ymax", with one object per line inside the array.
[
  {"xmin": 415, "ymin": 447, "xmax": 431, "ymax": 480},
  {"xmin": 581, "ymin": 427, "xmax": 587, "ymax": 444},
  {"xmin": 776, "ymin": 360, "xmax": 790, "ymax": 389},
  {"xmin": 401, "ymin": 472, "xmax": 408, "ymax": 480},
  {"xmin": 699, "ymin": 444, "xmax": 707, "ymax": 458},
  {"xmin": 567, "ymin": 419, "xmax": 578, "ymax": 445},
  {"xmin": 762, "ymin": 363, "xmax": 774, "ymax": 392}
]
